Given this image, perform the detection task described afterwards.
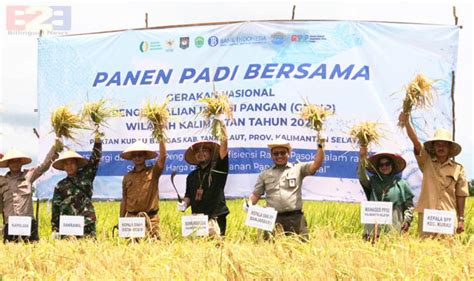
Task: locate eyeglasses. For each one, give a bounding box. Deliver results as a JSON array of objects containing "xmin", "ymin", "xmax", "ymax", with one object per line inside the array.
[
  {"xmin": 378, "ymin": 162, "xmax": 391, "ymax": 168},
  {"xmin": 272, "ymin": 151, "xmax": 288, "ymax": 157}
]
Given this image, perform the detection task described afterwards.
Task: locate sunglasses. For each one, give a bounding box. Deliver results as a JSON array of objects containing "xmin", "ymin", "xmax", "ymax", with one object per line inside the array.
[
  {"xmin": 131, "ymin": 153, "xmax": 145, "ymax": 158},
  {"xmin": 272, "ymin": 151, "xmax": 288, "ymax": 157},
  {"xmin": 378, "ymin": 162, "xmax": 392, "ymax": 168}
]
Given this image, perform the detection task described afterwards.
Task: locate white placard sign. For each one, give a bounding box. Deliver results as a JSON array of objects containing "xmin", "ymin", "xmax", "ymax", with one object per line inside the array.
[
  {"xmin": 181, "ymin": 215, "xmax": 209, "ymax": 237},
  {"xmin": 118, "ymin": 217, "xmax": 146, "ymax": 238},
  {"xmin": 8, "ymin": 216, "xmax": 32, "ymax": 236},
  {"xmin": 245, "ymin": 205, "xmax": 278, "ymax": 231},
  {"xmin": 423, "ymin": 209, "xmax": 455, "ymax": 234},
  {"xmin": 59, "ymin": 216, "xmax": 85, "ymax": 236},
  {"xmin": 360, "ymin": 201, "xmax": 393, "ymax": 225}
]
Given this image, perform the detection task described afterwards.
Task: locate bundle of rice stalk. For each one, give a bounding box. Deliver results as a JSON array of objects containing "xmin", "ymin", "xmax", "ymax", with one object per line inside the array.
[
  {"xmin": 349, "ymin": 121, "xmax": 382, "ymax": 147},
  {"xmin": 398, "ymin": 73, "xmax": 434, "ymax": 127},
  {"xmin": 298, "ymin": 100, "xmax": 333, "ymax": 133},
  {"xmin": 349, "ymin": 121, "xmax": 383, "ymax": 172},
  {"xmin": 140, "ymin": 99, "xmax": 170, "ymax": 142},
  {"xmin": 80, "ymin": 98, "xmax": 122, "ymax": 128},
  {"xmin": 50, "ymin": 106, "xmax": 85, "ymax": 144},
  {"xmin": 197, "ymin": 92, "xmax": 233, "ymax": 141}
]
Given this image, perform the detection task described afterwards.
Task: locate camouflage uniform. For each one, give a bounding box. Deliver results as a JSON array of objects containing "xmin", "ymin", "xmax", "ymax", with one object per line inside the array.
[{"xmin": 51, "ymin": 141, "xmax": 102, "ymax": 237}]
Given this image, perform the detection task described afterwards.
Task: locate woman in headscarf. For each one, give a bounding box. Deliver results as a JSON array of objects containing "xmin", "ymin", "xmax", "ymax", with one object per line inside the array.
[{"xmin": 358, "ymin": 146, "xmax": 414, "ymax": 240}]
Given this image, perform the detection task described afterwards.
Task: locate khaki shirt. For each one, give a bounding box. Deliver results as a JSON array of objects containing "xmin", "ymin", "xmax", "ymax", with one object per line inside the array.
[
  {"xmin": 120, "ymin": 162, "xmax": 163, "ymax": 216},
  {"xmin": 415, "ymin": 144, "xmax": 468, "ymax": 213},
  {"xmin": 253, "ymin": 162, "xmax": 313, "ymax": 213},
  {"xmin": 0, "ymin": 145, "xmax": 57, "ymax": 223}
]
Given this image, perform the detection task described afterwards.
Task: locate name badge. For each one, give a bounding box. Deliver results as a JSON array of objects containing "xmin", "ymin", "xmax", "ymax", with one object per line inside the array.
[
  {"xmin": 422, "ymin": 209, "xmax": 455, "ymax": 235},
  {"xmin": 181, "ymin": 214, "xmax": 209, "ymax": 237},
  {"xmin": 59, "ymin": 216, "xmax": 84, "ymax": 236},
  {"xmin": 288, "ymin": 177, "xmax": 296, "ymax": 188},
  {"xmin": 118, "ymin": 217, "xmax": 146, "ymax": 238},
  {"xmin": 8, "ymin": 216, "xmax": 32, "ymax": 236},
  {"xmin": 360, "ymin": 201, "xmax": 393, "ymax": 224},
  {"xmin": 245, "ymin": 205, "xmax": 278, "ymax": 231}
]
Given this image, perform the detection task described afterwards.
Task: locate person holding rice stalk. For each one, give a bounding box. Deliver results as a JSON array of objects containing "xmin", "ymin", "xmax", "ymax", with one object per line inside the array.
[
  {"xmin": 119, "ymin": 99, "xmax": 168, "ymax": 239},
  {"xmin": 397, "ymin": 73, "xmax": 468, "ymax": 237},
  {"xmin": 177, "ymin": 91, "xmax": 231, "ymax": 236},
  {"xmin": 351, "ymin": 121, "xmax": 414, "ymax": 241},
  {"xmin": 120, "ymin": 140, "xmax": 166, "ymax": 239},
  {"xmin": 399, "ymin": 113, "xmax": 468, "ymax": 237},
  {"xmin": 50, "ymin": 101, "xmax": 113, "ymax": 238},
  {"xmin": 245, "ymin": 101, "xmax": 327, "ymax": 240},
  {"xmin": 0, "ymin": 139, "xmax": 62, "ymax": 242}
]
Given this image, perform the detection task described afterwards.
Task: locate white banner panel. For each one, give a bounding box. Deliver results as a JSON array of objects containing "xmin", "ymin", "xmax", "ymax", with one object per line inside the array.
[{"xmin": 36, "ymin": 21, "xmax": 459, "ymax": 202}]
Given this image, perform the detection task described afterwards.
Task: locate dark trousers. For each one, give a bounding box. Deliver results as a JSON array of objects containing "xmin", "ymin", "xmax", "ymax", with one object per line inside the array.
[
  {"xmin": 3, "ymin": 219, "xmax": 39, "ymax": 243},
  {"xmin": 264, "ymin": 211, "xmax": 309, "ymax": 241},
  {"xmin": 216, "ymin": 214, "xmax": 228, "ymax": 236}
]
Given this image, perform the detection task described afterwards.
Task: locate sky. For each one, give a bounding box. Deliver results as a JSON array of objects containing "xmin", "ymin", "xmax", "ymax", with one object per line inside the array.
[{"xmin": 0, "ymin": 0, "xmax": 472, "ymax": 178}]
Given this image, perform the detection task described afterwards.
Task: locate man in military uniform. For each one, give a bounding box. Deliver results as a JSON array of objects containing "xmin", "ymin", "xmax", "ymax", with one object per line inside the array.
[
  {"xmin": 245, "ymin": 138, "xmax": 325, "ymax": 240},
  {"xmin": 399, "ymin": 112, "xmax": 468, "ymax": 237},
  {"xmin": 120, "ymin": 140, "xmax": 166, "ymax": 238},
  {"xmin": 0, "ymin": 140, "xmax": 60, "ymax": 242},
  {"xmin": 51, "ymin": 136, "xmax": 101, "ymax": 238}
]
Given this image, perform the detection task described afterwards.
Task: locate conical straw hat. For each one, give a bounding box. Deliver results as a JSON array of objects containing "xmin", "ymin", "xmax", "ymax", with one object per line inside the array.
[
  {"xmin": 367, "ymin": 151, "xmax": 406, "ymax": 174},
  {"xmin": 120, "ymin": 141, "xmax": 157, "ymax": 160},
  {"xmin": 184, "ymin": 141, "xmax": 220, "ymax": 165},
  {"xmin": 0, "ymin": 149, "xmax": 32, "ymax": 168},
  {"xmin": 53, "ymin": 150, "xmax": 88, "ymax": 170},
  {"xmin": 424, "ymin": 128, "xmax": 461, "ymax": 158}
]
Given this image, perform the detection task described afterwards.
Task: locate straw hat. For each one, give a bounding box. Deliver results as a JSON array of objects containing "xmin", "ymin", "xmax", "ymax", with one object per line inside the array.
[
  {"xmin": 367, "ymin": 151, "xmax": 406, "ymax": 174},
  {"xmin": 184, "ymin": 141, "xmax": 220, "ymax": 165},
  {"xmin": 53, "ymin": 150, "xmax": 88, "ymax": 170},
  {"xmin": 0, "ymin": 149, "xmax": 32, "ymax": 168},
  {"xmin": 120, "ymin": 141, "xmax": 157, "ymax": 160},
  {"xmin": 424, "ymin": 128, "xmax": 461, "ymax": 158},
  {"xmin": 267, "ymin": 140, "xmax": 292, "ymax": 152}
]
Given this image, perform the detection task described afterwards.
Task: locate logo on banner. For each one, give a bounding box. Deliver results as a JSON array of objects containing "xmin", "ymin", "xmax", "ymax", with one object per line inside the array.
[
  {"xmin": 6, "ymin": 5, "xmax": 71, "ymax": 36},
  {"xmin": 208, "ymin": 36, "xmax": 219, "ymax": 47},
  {"xmin": 291, "ymin": 34, "xmax": 327, "ymax": 43},
  {"xmin": 180, "ymin": 37, "xmax": 189, "ymax": 49},
  {"xmin": 164, "ymin": 39, "xmax": 175, "ymax": 52},
  {"xmin": 139, "ymin": 41, "xmax": 162, "ymax": 53},
  {"xmin": 219, "ymin": 34, "xmax": 267, "ymax": 46},
  {"xmin": 195, "ymin": 36, "xmax": 205, "ymax": 48},
  {"xmin": 271, "ymin": 32, "xmax": 286, "ymax": 45}
]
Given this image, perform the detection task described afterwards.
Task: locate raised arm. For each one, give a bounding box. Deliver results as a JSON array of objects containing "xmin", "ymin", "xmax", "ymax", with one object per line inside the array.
[
  {"xmin": 357, "ymin": 146, "xmax": 371, "ymax": 189},
  {"xmin": 153, "ymin": 139, "xmax": 167, "ymax": 174},
  {"xmin": 308, "ymin": 138, "xmax": 325, "ymax": 175},
  {"xmin": 219, "ymin": 121, "xmax": 228, "ymax": 159},
  {"xmin": 399, "ymin": 112, "xmax": 422, "ymax": 154},
  {"xmin": 29, "ymin": 139, "xmax": 62, "ymax": 183}
]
